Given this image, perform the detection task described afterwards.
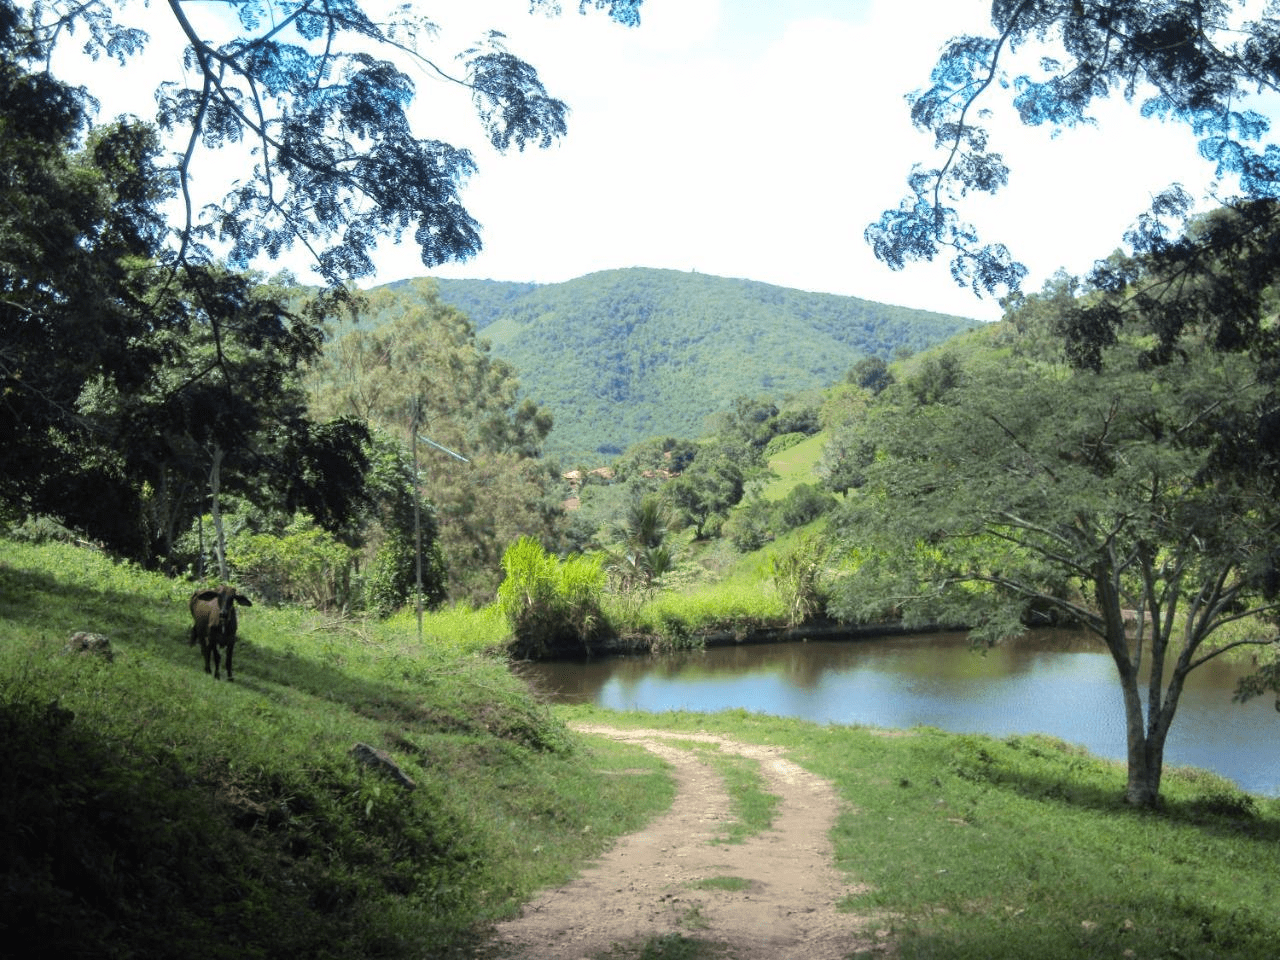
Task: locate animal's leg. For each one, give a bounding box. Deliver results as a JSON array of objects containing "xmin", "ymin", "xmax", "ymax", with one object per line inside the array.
[
  {"xmin": 225, "ymin": 643, "xmax": 234, "ymax": 682},
  {"xmin": 202, "ymin": 641, "xmax": 213, "ymax": 675}
]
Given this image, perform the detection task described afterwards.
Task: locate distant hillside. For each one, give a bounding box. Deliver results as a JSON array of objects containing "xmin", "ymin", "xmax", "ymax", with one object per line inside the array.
[
  {"xmin": 387, "ymin": 277, "xmax": 540, "ymax": 331},
  {"xmin": 378, "ymin": 268, "xmax": 976, "ymax": 463}
]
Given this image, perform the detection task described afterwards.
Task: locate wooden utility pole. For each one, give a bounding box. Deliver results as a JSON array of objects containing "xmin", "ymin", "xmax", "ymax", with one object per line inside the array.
[{"xmin": 408, "ymin": 396, "xmax": 468, "ymax": 644}]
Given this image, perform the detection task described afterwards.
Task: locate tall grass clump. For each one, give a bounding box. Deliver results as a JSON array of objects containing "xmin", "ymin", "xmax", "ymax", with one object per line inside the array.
[
  {"xmin": 607, "ymin": 577, "xmax": 786, "ymax": 651},
  {"xmin": 497, "ymin": 536, "xmax": 608, "ymax": 659}
]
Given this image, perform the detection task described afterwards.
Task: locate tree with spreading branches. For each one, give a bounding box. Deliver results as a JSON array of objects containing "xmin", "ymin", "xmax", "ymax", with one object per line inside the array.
[
  {"xmin": 865, "ymin": 0, "xmax": 1280, "ymax": 733},
  {"xmin": 831, "ymin": 272, "xmax": 1280, "ymax": 807},
  {"xmin": 869, "ymin": 0, "xmax": 1280, "ymax": 298},
  {"xmin": 20, "ymin": 0, "xmax": 643, "ymax": 281},
  {"xmin": 2, "ymin": 0, "xmax": 643, "ymax": 562}
]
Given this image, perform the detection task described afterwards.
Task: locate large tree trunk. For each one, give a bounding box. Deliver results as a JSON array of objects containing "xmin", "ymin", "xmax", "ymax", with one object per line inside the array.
[
  {"xmin": 1096, "ymin": 567, "xmax": 1168, "ymax": 807},
  {"xmin": 1119, "ymin": 677, "xmax": 1164, "ymax": 806}
]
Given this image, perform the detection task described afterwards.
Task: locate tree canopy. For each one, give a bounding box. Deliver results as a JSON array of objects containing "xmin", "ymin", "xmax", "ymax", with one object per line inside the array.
[
  {"xmin": 869, "ymin": 0, "xmax": 1280, "ymax": 297},
  {"xmin": 864, "ymin": 11, "xmax": 1280, "ymax": 737},
  {"xmin": 1, "ymin": 25, "xmax": 379, "ymax": 577},
  {"xmin": 20, "ymin": 0, "xmax": 644, "ymax": 282},
  {"xmin": 829, "ymin": 268, "xmax": 1280, "ymax": 807},
  {"xmin": 2, "ymin": 0, "xmax": 643, "ymax": 580}
]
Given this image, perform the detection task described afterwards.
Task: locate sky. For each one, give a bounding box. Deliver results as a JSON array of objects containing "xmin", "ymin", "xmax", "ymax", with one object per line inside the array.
[{"xmin": 57, "ymin": 0, "xmax": 1273, "ymax": 322}]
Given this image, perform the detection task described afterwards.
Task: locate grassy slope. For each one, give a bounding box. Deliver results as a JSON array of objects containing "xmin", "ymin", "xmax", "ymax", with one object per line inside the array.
[
  {"xmin": 0, "ymin": 539, "xmax": 672, "ymax": 959},
  {"xmin": 566, "ymin": 706, "xmax": 1280, "ymax": 960},
  {"xmin": 6, "ymin": 538, "xmax": 1278, "ymax": 960},
  {"xmin": 761, "ymin": 431, "xmax": 826, "ymax": 501}
]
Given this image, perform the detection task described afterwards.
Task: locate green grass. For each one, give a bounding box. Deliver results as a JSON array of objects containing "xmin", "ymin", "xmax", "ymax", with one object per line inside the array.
[
  {"xmin": 0, "ymin": 538, "xmax": 673, "ymax": 959},
  {"xmin": 689, "ymin": 744, "xmax": 779, "ymax": 844},
  {"xmin": 687, "ymin": 876, "xmax": 751, "ymax": 892},
  {"xmin": 8, "ymin": 537, "xmax": 1279, "ymax": 960},
  {"xmin": 381, "ymin": 600, "xmax": 510, "ymax": 654},
  {"xmin": 560, "ymin": 705, "xmax": 1280, "ymax": 960},
  {"xmin": 760, "ymin": 430, "xmax": 827, "ymax": 502}
]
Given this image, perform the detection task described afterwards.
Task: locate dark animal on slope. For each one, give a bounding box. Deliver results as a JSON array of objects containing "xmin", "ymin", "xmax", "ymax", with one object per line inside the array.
[{"xmin": 189, "ymin": 586, "xmax": 252, "ymax": 681}]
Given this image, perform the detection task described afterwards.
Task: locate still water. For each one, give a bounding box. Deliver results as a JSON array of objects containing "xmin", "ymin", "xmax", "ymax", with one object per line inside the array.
[{"xmin": 517, "ymin": 631, "xmax": 1280, "ymax": 796}]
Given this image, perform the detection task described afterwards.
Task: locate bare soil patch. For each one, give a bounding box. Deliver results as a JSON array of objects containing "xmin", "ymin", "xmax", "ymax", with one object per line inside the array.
[{"xmin": 483, "ymin": 725, "xmax": 885, "ymax": 959}]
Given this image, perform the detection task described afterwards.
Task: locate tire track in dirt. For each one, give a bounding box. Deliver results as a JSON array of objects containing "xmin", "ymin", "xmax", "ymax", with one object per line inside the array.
[{"xmin": 485, "ymin": 725, "xmax": 881, "ymax": 960}]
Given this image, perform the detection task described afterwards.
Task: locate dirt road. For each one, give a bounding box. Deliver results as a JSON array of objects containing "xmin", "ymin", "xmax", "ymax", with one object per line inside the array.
[{"xmin": 484, "ymin": 725, "xmax": 884, "ymax": 959}]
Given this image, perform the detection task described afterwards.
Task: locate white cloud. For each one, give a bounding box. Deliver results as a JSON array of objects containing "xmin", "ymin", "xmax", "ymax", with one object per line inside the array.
[{"xmin": 47, "ymin": 1, "xmax": 1277, "ymax": 321}]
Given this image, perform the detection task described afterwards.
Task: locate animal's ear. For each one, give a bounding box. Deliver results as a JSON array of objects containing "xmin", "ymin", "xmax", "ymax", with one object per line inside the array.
[
  {"xmin": 196, "ymin": 590, "xmax": 220, "ymax": 601},
  {"xmin": 234, "ymin": 595, "xmax": 253, "ymax": 606}
]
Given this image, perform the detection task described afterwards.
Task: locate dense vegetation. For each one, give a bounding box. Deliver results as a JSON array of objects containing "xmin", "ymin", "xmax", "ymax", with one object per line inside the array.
[
  {"xmin": 377, "ymin": 268, "xmax": 976, "ymax": 462},
  {"xmin": 819, "ymin": 230, "xmax": 1280, "ymax": 806},
  {"xmin": 305, "ymin": 280, "xmax": 563, "ymax": 603}
]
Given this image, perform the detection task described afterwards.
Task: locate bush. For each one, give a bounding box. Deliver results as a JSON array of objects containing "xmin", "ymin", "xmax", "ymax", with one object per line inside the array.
[
  {"xmin": 497, "ymin": 537, "xmax": 608, "ymax": 659},
  {"xmin": 724, "ymin": 497, "xmax": 773, "ymax": 552},
  {"xmin": 364, "ymin": 526, "xmax": 447, "ymax": 618},
  {"xmin": 763, "ymin": 431, "xmax": 808, "ymax": 458},
  {"xmin": 770, "ymin": 534, "xmax": 829, "ymax": 626},
  {"xmin": 229, "ymin": 517, "xmax": 358, "ymax": 610},
  {"xmin": 776, "ymin": 483, "xmax": 837, "ymax": 531},
  {"xmin": 8, "ymin": 515, "xmax": 79, "ymax": 545}
]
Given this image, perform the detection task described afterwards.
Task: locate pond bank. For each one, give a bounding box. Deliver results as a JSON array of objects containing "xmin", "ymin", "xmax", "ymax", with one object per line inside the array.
[{"xmin": 581, "ymin": 619, "xmax": 957, "ymax": 660}]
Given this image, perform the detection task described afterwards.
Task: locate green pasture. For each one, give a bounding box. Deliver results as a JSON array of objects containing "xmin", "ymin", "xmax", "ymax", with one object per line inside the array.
[
  {"xmin": 761, "ymin": 431, "xmax": 826, "ymax": 501},
  {"xmin": 3, "ymin": 537, "xmax": 1278, "ymax": 960}
]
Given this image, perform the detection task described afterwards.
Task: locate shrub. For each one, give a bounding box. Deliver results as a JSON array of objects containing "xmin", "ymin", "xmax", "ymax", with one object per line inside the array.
[
  {"xmin": 776, "ymin": 482, "xmax": 837, "ymax": 531},
  {"xmin": 365, "ymin": 527, "xmax": 414, "ymax": 618},
  {"xmin": 8, "ymin": 515, "xmax": 79, "ymax": 545},
  {"xmin": 497, "ymin": 537, "xmax": 608, "ymax": 659},
  {"xmin": 763, "ymin": 431, "xmax": 808, "ymax": 458},
  {"xmin": 364, "ymin": 526, "xmax": 447, "ymax": 618},
  {"xmin": 725, "ymin": 497, "xmax": 773, "ymax": 552},
  {"xmin": 230, "ymin": 517, "xmax": 358, "ymax": 610},
  {"xmin": 770, "ymin": 534, "xmax": 829, "ymax": 626}
]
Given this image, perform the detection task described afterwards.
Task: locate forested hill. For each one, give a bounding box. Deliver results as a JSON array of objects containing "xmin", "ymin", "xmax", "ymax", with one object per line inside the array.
[{"xmin": 381, "ymin": 268, "xmax": 976, "ymax": 462}]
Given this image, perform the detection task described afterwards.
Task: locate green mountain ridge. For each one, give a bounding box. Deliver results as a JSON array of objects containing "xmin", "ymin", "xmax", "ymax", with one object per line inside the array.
[{"xmin": 382, "ymin": 268, "xmax": 977, "ymax": 462}]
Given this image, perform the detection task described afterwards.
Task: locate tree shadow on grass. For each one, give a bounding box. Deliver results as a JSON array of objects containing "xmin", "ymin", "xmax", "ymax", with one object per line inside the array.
[
  {"xmin": 0, "ymin": 561, "xmax": 546, "ymax": 750},
  {"xmin": 949, "ymin": 741, "xmax": 1280, "ymax": 845},
  {"xmin": 887, "ymin": 891, "xmax": 1278, "ymax": 960}
]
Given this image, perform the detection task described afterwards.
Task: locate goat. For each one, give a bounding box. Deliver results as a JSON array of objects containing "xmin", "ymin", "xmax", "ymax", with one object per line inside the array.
[{"xmin": 189, "ymin": 586, "xmax": 252, "ymax": 681}]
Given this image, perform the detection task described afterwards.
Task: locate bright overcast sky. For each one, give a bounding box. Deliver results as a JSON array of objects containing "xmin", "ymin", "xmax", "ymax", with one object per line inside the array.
[{"xmin": 61, "ymin": 0, "xmax": 1270, "ymax": 322}]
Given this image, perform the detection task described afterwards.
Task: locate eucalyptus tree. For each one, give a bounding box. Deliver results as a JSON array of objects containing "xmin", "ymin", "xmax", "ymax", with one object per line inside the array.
[
  {"xmin": 307, "ymin": 280, "xmax": 559, "ymax": 601},
  {"xmin": 830, "ymin": 281, "xmax": 1280, "ymax": 807}
]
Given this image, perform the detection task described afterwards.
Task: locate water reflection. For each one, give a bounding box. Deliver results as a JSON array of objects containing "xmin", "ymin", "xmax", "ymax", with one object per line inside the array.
[{"xmin": 516, "ymin": 631, "xmax": 1280, "ymax": 796}]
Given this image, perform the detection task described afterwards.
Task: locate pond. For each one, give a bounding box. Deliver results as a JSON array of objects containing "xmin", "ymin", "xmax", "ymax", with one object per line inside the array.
[{"xmin": 516, "ymin": 630, "xmax": 1280, "ymax": 796}]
